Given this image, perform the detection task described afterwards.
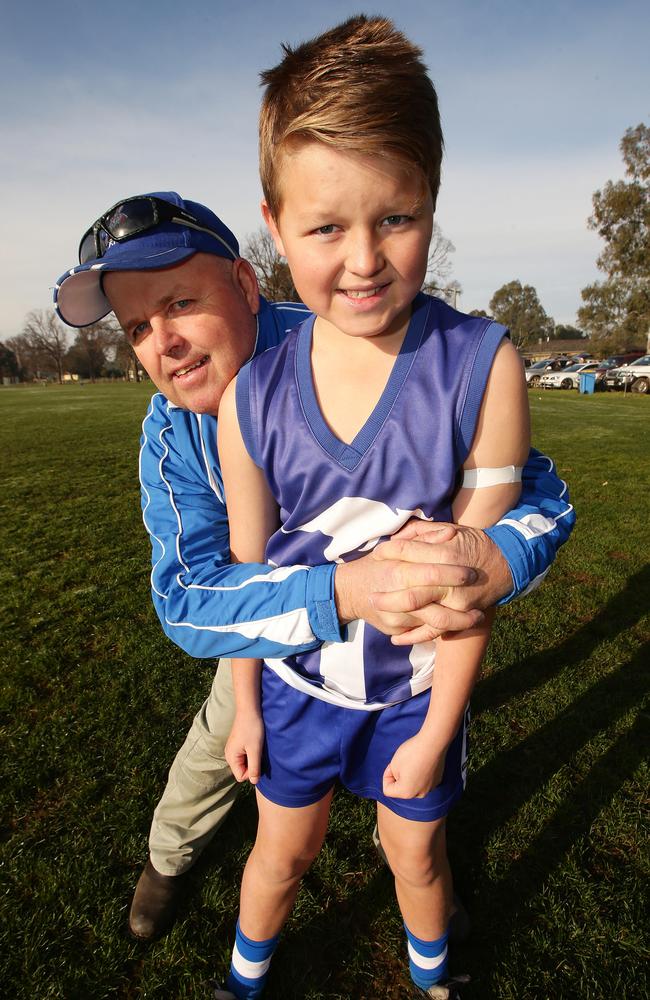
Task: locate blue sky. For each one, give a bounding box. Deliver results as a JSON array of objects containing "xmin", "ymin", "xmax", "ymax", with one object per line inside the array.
[{"xmin": 1, "ymin": 0, "xmax": 648, "ymax": 339}]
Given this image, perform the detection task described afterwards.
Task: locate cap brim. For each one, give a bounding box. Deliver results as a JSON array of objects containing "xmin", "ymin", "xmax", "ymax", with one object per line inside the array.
[{"xmin": 54, "ymin": 246, "xmax": 197, "ymax": 327}]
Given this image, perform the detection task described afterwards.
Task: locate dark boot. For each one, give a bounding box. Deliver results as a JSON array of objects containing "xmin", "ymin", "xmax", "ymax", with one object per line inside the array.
[{"xmin": 128, "ymin": 859, "xmax": 190, "ymax": 941}]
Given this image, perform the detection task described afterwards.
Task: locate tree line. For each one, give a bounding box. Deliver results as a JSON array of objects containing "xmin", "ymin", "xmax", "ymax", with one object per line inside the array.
[
  {"xmin": 1, "ymin": 122, "xmax": 646, "ymax": 382},
  {"xmin": 0, "ymin": 313, "xmax": 140, "ymax": 383}
]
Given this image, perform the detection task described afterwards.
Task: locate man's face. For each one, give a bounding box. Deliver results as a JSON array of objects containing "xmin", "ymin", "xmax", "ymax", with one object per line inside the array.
[{"xmin": 104, "ymin": 253, "xmax": 259, "ymax": 414}]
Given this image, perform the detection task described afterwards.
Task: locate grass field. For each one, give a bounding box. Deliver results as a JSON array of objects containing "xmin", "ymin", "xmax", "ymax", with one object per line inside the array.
[{"xmin": 0, "ymin": 384, "xmax": 648, "ymax": 999}]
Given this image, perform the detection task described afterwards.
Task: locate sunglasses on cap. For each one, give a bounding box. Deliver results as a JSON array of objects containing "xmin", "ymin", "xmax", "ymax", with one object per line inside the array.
[{"xmin": 78, "ymin": 195, "xmax": 234, "ymax": 265}]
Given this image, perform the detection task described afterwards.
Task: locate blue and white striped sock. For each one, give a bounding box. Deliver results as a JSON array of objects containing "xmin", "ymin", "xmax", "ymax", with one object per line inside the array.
[
  {"xmin": 405, "ymin": 924, "xmax": 449, "ymax": 990},
  {"xmin": 225, "ymin": 920, "xmax": 279, "ymax": 999}
]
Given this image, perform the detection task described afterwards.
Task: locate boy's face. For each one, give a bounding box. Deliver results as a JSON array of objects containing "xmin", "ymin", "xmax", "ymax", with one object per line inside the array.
[{"xmin": 263, "ymin": 143, "xmax": 433, "ymax": 345}]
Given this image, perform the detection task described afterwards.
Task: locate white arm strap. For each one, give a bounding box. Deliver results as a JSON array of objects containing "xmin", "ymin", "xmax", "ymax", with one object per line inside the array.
[{"xmin": 462, "ymin": 465, "xmax": 523, "ymax": 488}]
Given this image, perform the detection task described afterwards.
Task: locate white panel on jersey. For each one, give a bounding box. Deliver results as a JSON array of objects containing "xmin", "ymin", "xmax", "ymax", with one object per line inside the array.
[
  {"xmin": 283, "ymin": 496, "xmax": 430, "ymax": 562},
  {"xmin": 319, "ymin": 618, "xmax": 367, "ymax": 702},
  {"xmin": 497, "ymin": 513, "xmax": 558, "ymax": 540},
  {"xmin": 167, "ymin": 606, "xmax": 315, "ymax": 645},
  {"xmin": 408, "ymin": 640, "xmax": 437, "ymax": 697},
  {"xmin": 185, "ymin": 564, "xmax": 308, "ymax": 592}
]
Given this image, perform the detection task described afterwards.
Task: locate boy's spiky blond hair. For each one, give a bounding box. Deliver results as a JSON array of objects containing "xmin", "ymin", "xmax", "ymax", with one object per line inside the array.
[{"xmin": 259, "ymin": 14, "xmax": 444, "ymax": 217}]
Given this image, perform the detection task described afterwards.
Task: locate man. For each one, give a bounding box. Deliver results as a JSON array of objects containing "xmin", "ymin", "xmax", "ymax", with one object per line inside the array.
[{"xmin": 54, "ymin": 192, "xmax": 574, "ymax": 941}]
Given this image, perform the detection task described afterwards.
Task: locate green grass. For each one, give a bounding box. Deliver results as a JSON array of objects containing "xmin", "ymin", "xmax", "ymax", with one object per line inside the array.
[{"xmin": 0, "ymin": 384, "xmax": 648, "ymax": 999}]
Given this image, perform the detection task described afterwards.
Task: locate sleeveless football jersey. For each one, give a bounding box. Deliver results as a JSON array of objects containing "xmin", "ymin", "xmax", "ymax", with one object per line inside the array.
[{"xmin": 237, "ymin": 293, "xmax": 506, "ymax": 710}]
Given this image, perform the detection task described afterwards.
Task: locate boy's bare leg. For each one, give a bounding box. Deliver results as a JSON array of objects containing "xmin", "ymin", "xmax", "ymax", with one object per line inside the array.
[
  {"xmin": 239, "ymin": 789, "xmax": 333, "ymax": 939},
  {"xmin": 217, "ymin": 791, "xmax": 332, "ymax": 997},
  {"xmin": 376, "ymin": 804, "xmax": 452, "ymax": 940}
]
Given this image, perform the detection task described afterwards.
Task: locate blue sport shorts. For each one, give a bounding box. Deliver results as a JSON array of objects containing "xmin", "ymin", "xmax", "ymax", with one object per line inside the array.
[{"xmin": 257, "ymin": 667, "xmax": 468, "ymax": 822}]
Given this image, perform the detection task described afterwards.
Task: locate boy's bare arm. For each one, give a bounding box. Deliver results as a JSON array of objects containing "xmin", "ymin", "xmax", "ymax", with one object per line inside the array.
[
  {"xmin": 217, "ymin": 376, "xmax": 279, "ymax": 783},
  {"xmin": 384, "ymin": 339, "xmax": 530, "ymax": 798}
]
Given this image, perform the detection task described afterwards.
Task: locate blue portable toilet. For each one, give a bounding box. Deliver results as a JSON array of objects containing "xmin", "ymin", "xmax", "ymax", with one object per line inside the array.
[{"xmin": 579, "ymin": 372, "xmax": 597, "ymax": 394}]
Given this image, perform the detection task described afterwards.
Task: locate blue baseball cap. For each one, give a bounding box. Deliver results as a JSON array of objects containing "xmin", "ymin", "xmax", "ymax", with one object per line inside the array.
[{"xmin": 54, "ymin": 191, "xmax": 240, "ymax": 328}]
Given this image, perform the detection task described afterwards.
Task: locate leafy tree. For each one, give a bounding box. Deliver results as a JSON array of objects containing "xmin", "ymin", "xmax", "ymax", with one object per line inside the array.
[
  {"xmin": 578, "ymin": 123, "xmax": 649, "ymax": 351},
  {"xmin": 488, "ymin": 280, "xmax": 554, "ymax": 349},
  {"xmin": 243, "ymin": 228, "xmax": 299, "ymax": 302},
  {"xmin": 20, "ymin": 310, "xmax": 69, "ymax": 382}
]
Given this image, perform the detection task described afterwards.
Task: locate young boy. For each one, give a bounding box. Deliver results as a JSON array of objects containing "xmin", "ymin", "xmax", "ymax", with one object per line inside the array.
[{"xmin": 215, "ymin": 15, "xmax": 530, "ymax": 999}]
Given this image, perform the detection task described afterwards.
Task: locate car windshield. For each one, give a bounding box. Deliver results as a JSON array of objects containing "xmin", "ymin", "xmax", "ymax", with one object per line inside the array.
[
  {"xmin": 530, "ymin": 359, "xmax": 552, "ymax": 369},
  {"xmin": 563, "ymin": 364, "xmax": 582, "ymax": 372},
  {"xmin": 633, "ymin": 356, "xmax": 650, "ymax": 366}
]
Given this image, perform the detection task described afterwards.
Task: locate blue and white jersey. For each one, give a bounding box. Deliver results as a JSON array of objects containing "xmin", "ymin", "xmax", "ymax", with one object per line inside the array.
[
  {"xmin": 237, "ymin": 294, "xmax": 505, "ymax": 709},
  {"xmin": 138, "ymin": 298, "xmax": 575, "ymax": 662}
]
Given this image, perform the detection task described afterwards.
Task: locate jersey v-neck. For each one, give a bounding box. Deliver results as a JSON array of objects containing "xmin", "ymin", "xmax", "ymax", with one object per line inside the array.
[{"xmin": 295, "ymin": 294, "xmax": 432, "ymax": 471}]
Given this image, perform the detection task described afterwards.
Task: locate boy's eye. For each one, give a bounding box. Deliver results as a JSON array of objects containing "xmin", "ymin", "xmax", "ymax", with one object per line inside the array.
[
  {"xmin": 173, "ymin": 298, "xmax": 190, "ymax": 310},
  {"xmin": 382, "ymin": 214, "xmax": 412, "ymax": 227},
  {"xmin": 314, "ymin": 224, "xmax": 338, "ymax": 236}
]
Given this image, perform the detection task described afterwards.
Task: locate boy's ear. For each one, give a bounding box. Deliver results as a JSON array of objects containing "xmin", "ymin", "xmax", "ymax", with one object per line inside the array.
[{"xmin": 261, "ymin": 200, "xmax": 286, "ymax": 257}]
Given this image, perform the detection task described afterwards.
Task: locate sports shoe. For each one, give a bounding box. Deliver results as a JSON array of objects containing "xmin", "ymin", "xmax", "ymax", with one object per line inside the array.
[
  {"xmin": 414, "ymin": 973, "xmax": 471, "ymax": 999},
  {"xmin": 127, "ymin": 859, "xmax": 190, "ymax": 941}
]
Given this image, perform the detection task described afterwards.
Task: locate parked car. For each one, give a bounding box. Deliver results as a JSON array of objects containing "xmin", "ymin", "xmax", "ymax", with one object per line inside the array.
[
  {"xmin": 539, "ymin": 362, "xmax": 599, "ymax": 390},
  {"xmin": 609, "ymin": 355, "xmax": 650, "ymax": 393},
  {"xmin": 593, "ymin": 358, "xmax": 622, "ymax": 390},
  {"xmin": 525, "ymin": 357, "xmax": 572, "ymax": 387},
  {"xmin": 599, "ymin": 351, "xmax": 646, "ymax": 390}
]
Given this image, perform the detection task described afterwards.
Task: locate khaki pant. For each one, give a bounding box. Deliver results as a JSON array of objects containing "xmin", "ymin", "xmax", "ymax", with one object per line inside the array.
[{"xmin": 148, "ymin": 660, "xmax": 239, "ymax": 876}]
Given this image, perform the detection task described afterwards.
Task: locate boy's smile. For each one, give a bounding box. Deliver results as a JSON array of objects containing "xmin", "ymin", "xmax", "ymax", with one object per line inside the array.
[{"xmin": 263, "ymin": 143, "xmax": 433, "ymax": 350}]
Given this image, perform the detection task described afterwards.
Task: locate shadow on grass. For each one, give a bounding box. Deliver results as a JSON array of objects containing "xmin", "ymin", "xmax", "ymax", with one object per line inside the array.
[
  {"xmin": 446, "ymin": 567, "xmax": 650, "ymax": 997},
  {"xmin": 476, "ymin": 563, "xmax": 650, "ymax": 714},
  {"xmin": 461, "ymin": 565, "xmax": 649, "ymax": 849},
  {"xmin": 454, "ymin": 693, "xmax": 649, "ymax": 997}
]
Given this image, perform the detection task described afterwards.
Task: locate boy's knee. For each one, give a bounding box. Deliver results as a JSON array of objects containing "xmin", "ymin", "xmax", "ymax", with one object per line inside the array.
[
  {"xmin": 380, "ymin": 817, "xmax": 447, "ymax": 888},
  {"xmin": 259, "ymin": 844, "xmax": 318, "ymax": 884},
  {"xmin": 391, "ymin": 851, "xmax": 438, "ymax": 889}
]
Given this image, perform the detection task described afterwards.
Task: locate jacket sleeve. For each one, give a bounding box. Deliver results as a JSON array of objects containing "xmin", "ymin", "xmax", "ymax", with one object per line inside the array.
[
  {"xmin": 139, "ymin": 395, "xmax": 342, "ymax": 659},
  {"xmin": 484, "ymin": 447, "xmax": 575, "ymax": 604}
]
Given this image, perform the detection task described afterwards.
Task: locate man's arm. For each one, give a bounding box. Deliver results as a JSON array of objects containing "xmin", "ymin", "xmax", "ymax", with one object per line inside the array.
[
  {"xmin": 140, "ymin": 393, "xmax": 339, "ymax": 659},
  {"xmin": 485, "ymin": 446, "xmax": 575, "ymax": 602},
  {"xmin": 367, "ymin": 445, "xmax": 575, "ymax": 640}
]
